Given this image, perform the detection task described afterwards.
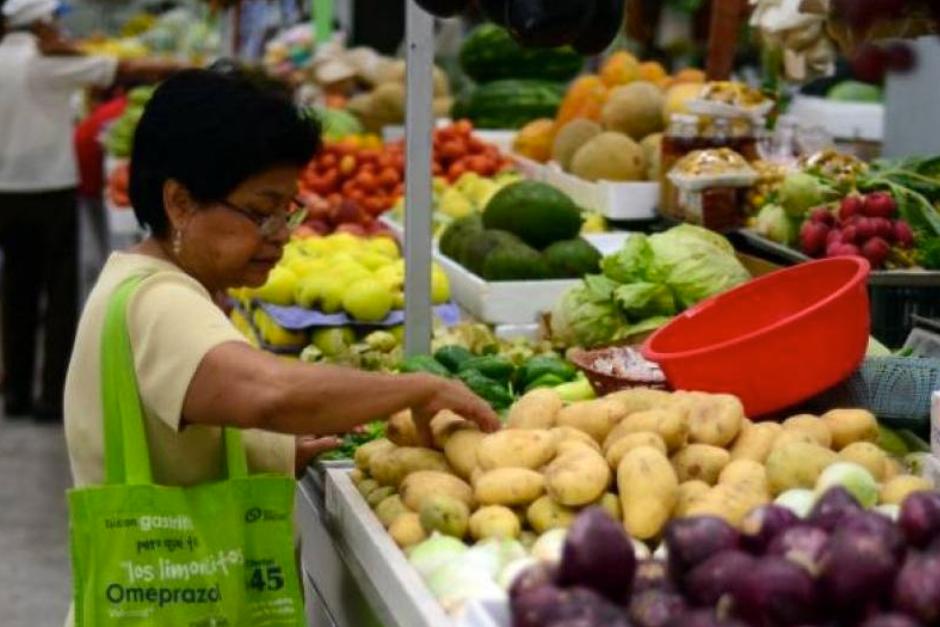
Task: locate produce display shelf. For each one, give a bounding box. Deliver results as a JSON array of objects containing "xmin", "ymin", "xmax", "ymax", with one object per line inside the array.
[
  {"xmin": 789, "ymin": 95, "xmax": 884, "ymax": 142},
  {"xmin": 298, "ymin": 466, "xmax": 505, "ymax": 627}
]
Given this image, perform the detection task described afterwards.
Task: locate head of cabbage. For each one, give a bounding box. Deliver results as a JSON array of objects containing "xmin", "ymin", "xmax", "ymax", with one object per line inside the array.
[
  {"xmin": 646, "ymin": 225, "xmax": 750, "ymax": 309},
  {"xmin": 550, "ymin": 279, "xmax": 627, "ymax": 349}
]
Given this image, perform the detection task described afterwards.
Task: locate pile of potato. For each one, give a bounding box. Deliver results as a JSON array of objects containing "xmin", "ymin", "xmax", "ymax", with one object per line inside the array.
[{"xmin": 350, "ymin": 387, "xmax": 933, "ymax": 549}]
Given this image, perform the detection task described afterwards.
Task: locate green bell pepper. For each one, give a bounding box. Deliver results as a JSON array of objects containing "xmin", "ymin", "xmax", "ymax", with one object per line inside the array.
[
  {"xmin": 517, "ymin": 355, "xmax": 577, "ymax": 388},
  {"xmin": 553, "ymin": 376, "xmax": 597, "ymax": 402},
  {"xmin": 458, "ymin": 355, "xmax": 516, "ymax": 384},
  {"xmin": 433, "ymin": 345, "xmax": 475, "ymax": 373},
  {"xmin": 458, "ymin": 370, "xmax": 514, "ymax": 409},
  {"xmin": 524, "ymin": 373, "xmax": 567, "ymax": 392},
  {"xmin": 400, "ymin": 355, "xmax": 451, "ymax": 378}
]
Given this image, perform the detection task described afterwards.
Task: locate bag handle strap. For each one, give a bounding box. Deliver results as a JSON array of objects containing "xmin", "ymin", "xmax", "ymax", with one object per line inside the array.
[{"xmin": 101, "ymin": 276, "xmax": 249, "ymax": 485}]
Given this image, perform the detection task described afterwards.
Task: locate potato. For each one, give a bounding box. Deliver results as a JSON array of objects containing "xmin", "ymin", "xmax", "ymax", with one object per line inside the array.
[
  {"xmin": 375, "ymin": 495, "xmax": 409, "ymax": 528},
  {"xmin": 507, "ymin": 388, "xmax": 564, "ymax": 429},
  {"xmin": 606, "ymin": 388, "xmax": 674, "ymax": 416},
  {"xmin": 444, "ymin": 430, "xmax": 486, "ymax": 480},
  {"xmin": 719, "ymin": 460, "xmax": 771, "ymax": 503},
  {"xmin": 606, "ymin": 432, "xmax": 667, "ymax": 469},
  {"xmin": 821, "ymin": 409, "xmax": 879, "ymax": 450},
  {"xmin": 355, "ymin": 438, "xmax": 394, "ymax": 472},
  {"xmin": 367, "ymin": 486, "xmax": 396, "ymax": 508},
  {"xmin": 673, "ymin": 392, "xmax": 744, "ymax": 447},
  {"xmin": 475, "ymin": 468, "xmax": 546, "ymax": 506},
  {"xmin": 671, "ymin": 444, "xmax": 731, "ymax": 485},
  {"xmin": 527, "ymin": 495, "xmax": 577, "ymax": 533},
  {"xmin": 551, "ymin": 426, "xmax": 602, "ymax": 452},
  {"xmin": 370, "ymin": 447, "xmax": 450, "ymax": 487},
  {"xmin": 555, "ymin": 440, "xmax": 599, "ymax": 457},
  {"xmin": 545, "ymin": 448, "xmax": 611, "ymax": 506},
  {"xmin": 470, "ymin": 466, "xmax": 485, "ymax": 487},
  {"xmin": 556, "ymin": 398, "xmax": 629, "ymax": 444},
  {"xmin": 357, "ymin": 479, "xmax": 380, "ymax": 499},
  {"xmin": 675, "ymin": 480, "xmax": 711, "ymax": 517},
  {"xmin": 400, "ymin": 470, "xmax": 474, "ymax": 511},
  {"xmin": 783, "ymin": 414, "xmax": 832, "ymax": 449},
  {"xmin": 774, "ymin": 430, "xmax": 823, "ymax": 452},
  {"xmin": 387, "ymin": 409, "xmax": 426, "ymax": 447},
  {"xmin": 838, "ymin": 442, "xmax": 889, "ymax": 481},
  {"xmin": 884, "ymin": 458, "xmax": 905, "ymax": 481},
  {"xmin": 469, "ymin": 506, "xmax": 521, "ymax": 540},
  {"xmin": 686, "ymin": 481, "xmax": 771, "ymax": 527},
  {"xmin": 477, "ymin": 429, "xmax": 556, "ymax": 471},
  {"xmin": 729, "ymin": 421, "xmax": 782, "ymax": 463},
  {"xmin": 388, "ymin": 512, "xmax": 426, "ymax": 548},
  {"xmin": 719, "ymin": 459, "xmax": 766, "ymax": 486},
  {"xmin": 595, "ymin": 493, "xmax": 622, "ymax": 521},
  {"xmin": 880, "ymin": 475, "xmax": 934, "ymax": 505},
  {"xmin": 618, "ymin": 446, "xmax": 679, "ymax": 540},
  {"xmin": 430, "ymin": 410, "xmax": 476, "ymax": 449},
  {"xmin": 765, "ymin": 442, "xmax": 838, "ymax": 495},
  {"xmin": 419, "ymin": 495, "xmax": 470, "ymax": 538},
  {"xmin": 606, "ymin": 408, "xmax": 688, "ymax": 453},
  {"xmin": 349, "ymin": 468, "xmax": 365, "ymax": 485}
]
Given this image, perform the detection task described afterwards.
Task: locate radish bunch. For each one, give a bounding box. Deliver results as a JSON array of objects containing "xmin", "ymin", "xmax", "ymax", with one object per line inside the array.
[{"xmin": 799, "ymin": 192, "xmax": 914, "ymax": 269}]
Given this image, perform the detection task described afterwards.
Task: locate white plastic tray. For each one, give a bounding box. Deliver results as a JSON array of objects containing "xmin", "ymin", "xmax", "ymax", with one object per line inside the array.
[
  {"xmin": 435, "ymin": 252, "xmax": 580, "ymax": 325},
  {"xmin": 380, "ymin": 216, "xmax": 630, "ymax": 325},
  {"xmin": 540, "ymin": 161, "xmax": 659, "ymax": 221},
  {"xmin": 789, "ymin": 96, "xmax": 884, "ymax": 142}
]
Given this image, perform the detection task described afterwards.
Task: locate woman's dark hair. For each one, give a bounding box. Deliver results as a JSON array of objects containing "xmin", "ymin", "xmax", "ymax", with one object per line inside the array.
[{"xmin": 129, "ymin": 67, "xmax": 321, "ymax": 237}]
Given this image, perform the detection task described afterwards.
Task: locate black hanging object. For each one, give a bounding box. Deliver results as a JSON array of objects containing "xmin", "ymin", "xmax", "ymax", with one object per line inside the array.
[
  {"xmin": 506, "ymin": 0, "xmax": 596, "ymax": 48},
  {"xmin": 478, "ymin": 0, "xmax": 510, "ymax": 25},
  {"xmin": 571, "ymin": 0, "xmax": 625, "ymax": 55},
  {"xmin": 414, "ymin": 0, "xmax": 473, "ymax": 18}
]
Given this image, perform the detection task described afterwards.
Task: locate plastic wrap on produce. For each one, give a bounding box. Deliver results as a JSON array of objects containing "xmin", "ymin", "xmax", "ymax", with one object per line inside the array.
[{"xmin": 258, "ymin": 300, "xmax": 461, "ymax": 330}]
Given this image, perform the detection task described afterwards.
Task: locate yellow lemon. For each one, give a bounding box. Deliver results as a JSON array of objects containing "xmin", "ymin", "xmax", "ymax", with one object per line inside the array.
[
  {"xmin": 253, "ymin": 267, "xmax": 297, "ymax": 306},
  {"xmin": 343, "ymin": 278, "xmax": 394, "ymax": 322}
]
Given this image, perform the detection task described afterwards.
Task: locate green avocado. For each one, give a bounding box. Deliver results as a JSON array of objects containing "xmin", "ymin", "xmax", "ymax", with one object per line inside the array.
[
  {"xmin": 542, "ymin": 238, "xmax": 602, "ymax": 278},
  {"xmin": 483, "ymin": 181, "xmax": 583, "ymax": 250},
  {"xmin": 481, "ymin": 242, "xmax": 551, "ymax": 281}
]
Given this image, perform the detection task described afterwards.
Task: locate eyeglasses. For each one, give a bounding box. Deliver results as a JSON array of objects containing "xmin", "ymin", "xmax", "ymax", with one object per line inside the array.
[{"xmin": 216, "ymin": 197, "xmax": 307, "ymax": 238}]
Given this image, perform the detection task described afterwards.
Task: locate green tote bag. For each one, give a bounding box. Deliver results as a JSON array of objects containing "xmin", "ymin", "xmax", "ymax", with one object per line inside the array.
[{"xmin": 68, "ymin": 277, "xmax": 307, "ymax": 626}]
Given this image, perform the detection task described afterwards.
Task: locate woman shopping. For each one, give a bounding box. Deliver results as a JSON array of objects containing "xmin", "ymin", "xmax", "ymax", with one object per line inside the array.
[{"xmin": 64, "ymin": 68, "xmax": 498, "ymax": 626}]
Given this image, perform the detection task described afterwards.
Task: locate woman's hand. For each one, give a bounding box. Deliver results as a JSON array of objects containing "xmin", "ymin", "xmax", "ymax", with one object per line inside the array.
[
  {"xmin": 294, "ymin": 435, "xmax": 343, "ymax": 478},
  {"xmin": 409, "ymin": 374, "xmax": 500, "ymax": 444}
]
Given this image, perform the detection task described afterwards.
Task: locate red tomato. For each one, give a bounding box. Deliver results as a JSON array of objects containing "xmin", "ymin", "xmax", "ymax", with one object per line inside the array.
[
  {"xmin": 439, "ymin": 140, "xmax": 466, "ymax": 162},
  {"xmin": 356, "ymin": 171, "xmax": 378, "ymax": 189},
  {"xmin": 378, "ymin": 168, "xmax": 400, "ymax": 188},
  {"xmin": 453, "ymin": 119, "xmax": 474, "ymax": 136},
  {"xmin": 448, "ymin": 162, "xmax": 468, "ymax": 182},
  {"xmin": 465, "ymin": 155, "xmax": 490, "ymax": 175}
]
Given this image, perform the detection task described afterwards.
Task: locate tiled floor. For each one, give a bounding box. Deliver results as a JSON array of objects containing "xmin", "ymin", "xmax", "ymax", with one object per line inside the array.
[{"xmin": 0, "ymin": 413, "xmax": 72, "ymax": 626}]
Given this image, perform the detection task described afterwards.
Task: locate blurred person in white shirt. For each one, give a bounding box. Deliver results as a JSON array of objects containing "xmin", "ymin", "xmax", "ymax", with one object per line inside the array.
[{"xmin": 0, "ymin": 0, "xmax": 178, "ymax": 421}]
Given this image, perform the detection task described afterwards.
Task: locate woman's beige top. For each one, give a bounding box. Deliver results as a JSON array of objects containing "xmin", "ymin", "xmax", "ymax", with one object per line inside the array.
[{"xmin": 64, "ymin": 252, "xmax": 294, "ymax": 489}]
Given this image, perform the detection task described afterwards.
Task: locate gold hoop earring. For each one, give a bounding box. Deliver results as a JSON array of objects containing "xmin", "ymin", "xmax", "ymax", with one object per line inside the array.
[{"xmin": 172, "ymin": 229, "xmax": 183, "ymax": 256}]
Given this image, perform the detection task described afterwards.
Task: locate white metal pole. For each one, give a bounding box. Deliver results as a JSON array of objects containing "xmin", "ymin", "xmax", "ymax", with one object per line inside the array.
[{"xmin": 403, "ymin": 1, "xmax": 435, "ymax": 357}]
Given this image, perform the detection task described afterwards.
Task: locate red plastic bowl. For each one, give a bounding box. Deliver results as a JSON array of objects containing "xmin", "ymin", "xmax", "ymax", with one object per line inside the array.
[{"xmin": 642, "ymin": 257, "xmax": 870, "ymax": 417}]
